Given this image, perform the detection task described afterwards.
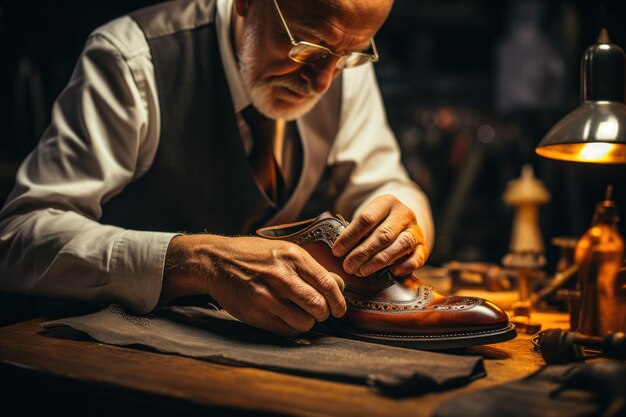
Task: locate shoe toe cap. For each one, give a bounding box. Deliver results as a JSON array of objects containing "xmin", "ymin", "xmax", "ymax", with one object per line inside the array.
[{"xmin": 444, "ymin": 296, "xmax": 510, "ymax": 328}]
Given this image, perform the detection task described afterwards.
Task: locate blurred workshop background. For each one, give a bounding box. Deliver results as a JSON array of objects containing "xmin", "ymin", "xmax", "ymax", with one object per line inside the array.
[{"xmin": 1, "ymin": 0, "xmax": 625, "ymax": 272}]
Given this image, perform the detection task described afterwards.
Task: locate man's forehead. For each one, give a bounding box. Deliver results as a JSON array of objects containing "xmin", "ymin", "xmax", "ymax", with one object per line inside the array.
[
  {"xmin": 280, "ymin": 0, "xmax": 392, "ymax": 48},
  {"xmin": 310, "ymin": 0, "xmax": 394, "ymax": 15},
  {"xmin": 280, "ymin": 0, "xmax": 392, "ymax": 32}
]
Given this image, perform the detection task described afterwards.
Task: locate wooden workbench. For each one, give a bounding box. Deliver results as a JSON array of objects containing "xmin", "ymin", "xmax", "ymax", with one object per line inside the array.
[{"xmin": 0, "ymin": 311, "xmax": 569, "ymax": 417}]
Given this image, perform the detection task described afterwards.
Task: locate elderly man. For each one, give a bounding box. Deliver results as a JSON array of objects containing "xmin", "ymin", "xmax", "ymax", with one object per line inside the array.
[{"xmin": 0, "ymin": 0, "xmax": 433, "ymax": 337}]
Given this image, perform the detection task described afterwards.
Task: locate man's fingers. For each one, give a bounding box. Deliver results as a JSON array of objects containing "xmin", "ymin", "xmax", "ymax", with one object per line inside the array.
[
  {"xmin": 390, "ymin": 244, "xmax": 429, "ymax": 276},
  {"xmin": 332, "ymin": 208, "xmax": 387, "ymax": 258},
  {"xmin": 239, "ymin": 309, "xmax": 300, "ymax": 338},
  {"xmin": 268, "ymin": 299, "xmax": 318, "ymax": 334},
  {"xmin": 342, "ymin": 220, "xmax": 406, "ymax": 275},
  {"xmin": 356, "ymin": 229, "xmax": 419, "ymax": 276},
  {"xmin": 275, "ymin": 277, "xmax": 331, "ymax": 323},
  {"xmin": 242, "ymin": 293, "xmax": 318, "ymax": 337},
  {"xmin": 294, "ymin": 261, "xmax": 347, "ymax": 319},
  {"xmin": 265, "ymin": 316, "xmax": 301, "ymax": 338}
]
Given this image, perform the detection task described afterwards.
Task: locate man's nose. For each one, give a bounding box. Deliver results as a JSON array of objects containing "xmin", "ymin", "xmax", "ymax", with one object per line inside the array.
[{"xmin": 300, "ymin": 58, "xmax": 341, "ymax": 95}]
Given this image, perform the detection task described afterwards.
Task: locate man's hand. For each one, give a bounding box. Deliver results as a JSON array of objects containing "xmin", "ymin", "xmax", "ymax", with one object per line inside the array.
[
  {"xmin": 161, "ymin": 234, "xmax": 346, "ymax": 337},
  {"xmin": 332, "ymin": 195, "xmax": 429, "ymax": 277}
]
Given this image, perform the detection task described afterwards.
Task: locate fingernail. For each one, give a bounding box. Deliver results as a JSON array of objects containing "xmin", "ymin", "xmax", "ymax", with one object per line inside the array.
[
  {"xmin": 344, "ymin": 259, "xmax": 356, "ymax": 274},
  {"xmin": 360, "ymin": 265, "xmax": 374, "ymax": 276}
]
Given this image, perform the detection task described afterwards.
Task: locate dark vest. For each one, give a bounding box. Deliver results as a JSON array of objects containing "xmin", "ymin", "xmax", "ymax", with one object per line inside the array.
[{"xmin": 101, "ymin": 0, "xmax": 342, "ymax": 235}]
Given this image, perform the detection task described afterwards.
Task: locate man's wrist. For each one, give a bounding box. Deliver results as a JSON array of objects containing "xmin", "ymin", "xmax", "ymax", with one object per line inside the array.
[{"xmin": 159, "ymin": 234, "xmax": 203, "ymax": 306}]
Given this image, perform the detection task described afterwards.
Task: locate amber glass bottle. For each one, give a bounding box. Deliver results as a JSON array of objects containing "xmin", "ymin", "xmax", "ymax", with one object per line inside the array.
[{"xmin": 575, "ymin": 186, "xmax": 625, "ymax": 336}]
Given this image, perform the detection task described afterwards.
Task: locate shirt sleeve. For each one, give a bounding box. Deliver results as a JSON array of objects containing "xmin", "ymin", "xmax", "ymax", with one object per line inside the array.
[
  {"xmin": 327, "ymin": 64, "xmax": 435, "ymax": 249},
  {"xmin": 0, "ymin": 17, "xmax": 176, "ymax": 314}
]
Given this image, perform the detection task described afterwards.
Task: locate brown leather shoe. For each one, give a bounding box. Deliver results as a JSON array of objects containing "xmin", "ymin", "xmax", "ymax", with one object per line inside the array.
[{"xmin": 257, "ymin": 212, "xmax": 516, "ymax": 349}]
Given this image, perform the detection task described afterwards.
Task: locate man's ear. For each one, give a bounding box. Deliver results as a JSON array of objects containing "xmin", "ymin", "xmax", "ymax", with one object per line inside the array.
[{"xmin": 233, "ymin": 0, "xmax": 252, "ymax": 17}]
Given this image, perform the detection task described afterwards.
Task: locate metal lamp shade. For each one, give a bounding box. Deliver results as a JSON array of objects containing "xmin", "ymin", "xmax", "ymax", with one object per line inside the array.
[{"xmin": 536, "ymin": 29, "xmax": 626, "ymax": 164}]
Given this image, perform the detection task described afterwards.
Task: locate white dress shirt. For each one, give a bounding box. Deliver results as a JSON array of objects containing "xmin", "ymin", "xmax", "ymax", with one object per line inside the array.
[{"xmin": 0, "ymin": 0, "xmax": 433, "ymax": 313}]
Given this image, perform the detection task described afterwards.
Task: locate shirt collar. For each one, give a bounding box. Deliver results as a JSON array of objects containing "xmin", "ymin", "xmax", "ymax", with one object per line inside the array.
[{"xmin": 216, "ymin": 0, "xmax": 252, "ymax": 113}]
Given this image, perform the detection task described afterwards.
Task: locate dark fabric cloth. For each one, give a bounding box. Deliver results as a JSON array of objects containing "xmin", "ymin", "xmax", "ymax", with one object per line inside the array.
[
  {"xmin": 435, "ymin": 361, "xmax": 626, "ymax": 417},
  {"xmin": 41, "ymin": 304, "xmax": 486, "ymax": 397}
]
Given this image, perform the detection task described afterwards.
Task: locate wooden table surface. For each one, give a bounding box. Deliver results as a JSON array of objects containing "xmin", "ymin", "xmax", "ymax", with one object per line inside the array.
[{"xmin": 0, "ymin": 311, "xmax": 569, "ymax": 417}]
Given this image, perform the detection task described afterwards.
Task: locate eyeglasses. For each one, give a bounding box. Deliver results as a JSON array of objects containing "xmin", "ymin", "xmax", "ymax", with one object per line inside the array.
[{"xmin": 272, "ymin": 0, "xmax": 379, "ymax": 69}]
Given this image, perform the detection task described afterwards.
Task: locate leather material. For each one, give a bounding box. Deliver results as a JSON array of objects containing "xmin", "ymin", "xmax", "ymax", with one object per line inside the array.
[{"xmin": 257, "ymin": 212, "xmax": 516, "ymax": 348}]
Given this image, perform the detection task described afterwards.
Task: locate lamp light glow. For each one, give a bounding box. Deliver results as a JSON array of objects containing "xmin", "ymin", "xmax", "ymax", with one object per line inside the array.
[
  {"xmin": 579, "ymin": 143, "xmax": 616, "ymax": 161},
  {"xmin": 535, "ymin": 29, "xmax": 626, "ymax": 164}
]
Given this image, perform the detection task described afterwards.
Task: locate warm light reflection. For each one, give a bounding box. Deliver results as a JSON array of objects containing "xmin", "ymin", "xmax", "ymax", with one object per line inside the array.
[
  {"xmin": 535, "ymin": 143, "xmax": 626, "ymax": 164},
  {"xmin": 579, "ymin": 142, "xmax": 614, "ymax": 161},
  {"xmin": 582, "ymin": 119, "xmax": 591, "ymax": 139},
  {"xmin": 596, "ymin": 116, "xmax": 619, "ymax": 140}
]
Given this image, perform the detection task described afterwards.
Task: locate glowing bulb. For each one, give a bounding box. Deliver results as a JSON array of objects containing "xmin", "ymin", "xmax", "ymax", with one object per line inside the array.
[{"xmin": 578, "ymin": 143, "xmax": 614, "ymax": 161}]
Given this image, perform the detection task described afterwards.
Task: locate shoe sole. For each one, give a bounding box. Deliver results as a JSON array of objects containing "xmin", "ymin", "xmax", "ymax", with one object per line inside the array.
[{"xmin": 324, "ymin": 321, "xmax": 517, "ymax": 350}]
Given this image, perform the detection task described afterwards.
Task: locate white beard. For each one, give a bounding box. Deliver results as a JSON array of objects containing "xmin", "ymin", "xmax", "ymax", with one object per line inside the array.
[{"xmin": 238, "ymin": 21, "xmax": 323, "ymax": 121}]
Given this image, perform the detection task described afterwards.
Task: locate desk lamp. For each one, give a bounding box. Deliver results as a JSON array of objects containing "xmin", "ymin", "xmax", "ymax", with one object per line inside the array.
[
  {"xmin": 535, "ymin": 29, "xmax": 626, "ymax": 163},
  {"xmin": 535, "ymin": 28, "xmax": 626, "ymax": 338}
]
